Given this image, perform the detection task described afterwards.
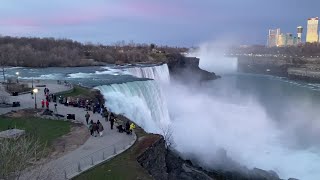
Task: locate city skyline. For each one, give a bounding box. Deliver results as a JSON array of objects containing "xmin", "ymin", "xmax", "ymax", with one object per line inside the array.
[
  {"xmin": 267, "ymin": 17, "xmax": 320, "ymax": 47},
  {"xmin": 1, "ymin": 0, "xmax": 320, "ymax": 46}
]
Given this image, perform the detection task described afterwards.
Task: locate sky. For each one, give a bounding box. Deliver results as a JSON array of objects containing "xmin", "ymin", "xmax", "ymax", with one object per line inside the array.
[{"xmin": 0, "ymin": 0, "xmax": 320, "ymax": 46}]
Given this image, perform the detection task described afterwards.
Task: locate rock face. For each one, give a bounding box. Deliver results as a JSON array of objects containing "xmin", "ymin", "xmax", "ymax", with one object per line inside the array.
[
  {"xmin": 237, "ymin": 56, "xmax": 290, "ymax": 77},
  {"xmin": 137, "ymin": 137, "xmax": 214, "ymax": 180},
  {"xmin": 166, "ymin": 150, "xmax": 214, "ymax": 180},
  {"xmin": 137, "ymin": 137, "xmax": 168, "ymax": 180},
  {"xmin": 137, "ymin": 135, "xmax": 298, "ymax": 180},
  {"xmin": 167, "ymin": 55, "xmax": 220, "ymax": 82},
  {"xmin": 237, "ymin": 55, "xmax": 320, "ymax": 83}
]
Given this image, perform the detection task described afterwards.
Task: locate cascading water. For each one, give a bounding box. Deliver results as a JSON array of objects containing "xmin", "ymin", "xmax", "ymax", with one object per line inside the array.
[
  {"xmin": 96, "ymin": 80, "xmax": 171, "ymax": 133},
  {"xmin": 96, "ymin": 62, "xmax": 320, "ymax": 179},
  {"xmin": 126, "ymin": 64, "xmax": 170, "ymax": 83}
]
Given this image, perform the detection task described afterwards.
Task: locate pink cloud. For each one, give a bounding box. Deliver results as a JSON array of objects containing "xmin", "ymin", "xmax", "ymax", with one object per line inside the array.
[
  {"xmin": 0, "ymin": 18, "xmax": 38, "ymax": 26},
  {"xmin": 0, "ymin": 1, "xmax": 193, "ymax": 27},
  {"xmin": 123, "ymin": 1, "xmax": 189, "ymax": 19}
]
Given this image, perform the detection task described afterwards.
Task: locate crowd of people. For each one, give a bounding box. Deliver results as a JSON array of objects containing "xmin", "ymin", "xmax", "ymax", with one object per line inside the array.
[
  {"xmin": 85, "ymin": 109, "xmax": 136, "ymax": 137},
  {"xmin": 41, "ymin": 83, "xmax": 136, "ymax": 138}
]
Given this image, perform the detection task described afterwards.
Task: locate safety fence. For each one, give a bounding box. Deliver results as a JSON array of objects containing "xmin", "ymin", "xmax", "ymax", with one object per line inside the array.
[{"xmin": 61, "ymin": 134, "xmax": 136, "ymax": 179}]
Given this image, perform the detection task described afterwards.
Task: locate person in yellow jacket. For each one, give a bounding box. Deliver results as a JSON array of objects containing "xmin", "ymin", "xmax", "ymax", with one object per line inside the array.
[{"xmin": 129, "ymin": 123, "xmax": 136, "ymax": 134}]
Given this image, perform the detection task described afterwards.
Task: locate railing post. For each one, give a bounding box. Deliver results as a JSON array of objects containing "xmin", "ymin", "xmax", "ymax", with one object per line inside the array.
[
  {"xmin": 91, "ymin": 157, "xmax": 94, "ymax": 165},
  {"xmin": 78, "ymin": 162, "xmax": 81, "ymax": 172},
  {"xmin": 113, "ymin": 146, "xmax": 116, "ymax": 155},
  {"xmin": 64, "ymin": 170, "xmax": 67, "ymax": 180}
]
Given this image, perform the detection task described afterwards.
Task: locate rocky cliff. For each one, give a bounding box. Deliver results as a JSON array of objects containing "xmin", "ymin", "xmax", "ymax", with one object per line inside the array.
[
  {"xmin": 137, "ymin": 136, "xmax": 214, "ymax": 180},
  {"xmin": 237, "ymin": 56, "xmax": 320, "ymax": 82},
  {"xmin": 237, "ymin": 56, "xmax": 290, "ymax": 77},
  {"xmin": 136, "ymin": 136, "xmax": 298, "ymax": 180},
  {"xmin": 167, "ymin": 54, "xmax": 220, "ymax": 82}
]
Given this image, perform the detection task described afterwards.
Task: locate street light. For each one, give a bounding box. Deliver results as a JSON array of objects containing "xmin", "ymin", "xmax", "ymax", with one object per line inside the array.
[
  {"xmin": 31, "ymin": 78, "xmax": 34, "ymax": 99},
  {"xmin": 15, "ymin": 72, "xmax": 19, "ymax": 83},
  {"xmin": 33, "ymin": 88, "xmax": 38, "ymax": 109}
]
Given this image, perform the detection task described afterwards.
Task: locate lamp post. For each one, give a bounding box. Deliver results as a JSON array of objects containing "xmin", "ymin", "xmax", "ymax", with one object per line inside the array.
[
  {"xmin": 33, "ymin": 88, "xmax": 38, "ymax": 109},
  {"xmin": 15, "ymin": 72, "xmax": 19, "ymax": 83},
  {"xmin": 31, "ymin": 78, "xmax": 34, "ymax": 99}
]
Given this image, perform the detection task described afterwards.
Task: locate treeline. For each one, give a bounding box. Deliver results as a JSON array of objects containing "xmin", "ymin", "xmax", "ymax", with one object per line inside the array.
[
  {"xmin": 230, "ymin": 43, "xmax": 320, "ymax": 57},
  {"xmin": 0, "ymin": 36, "xmax": 188, "ymax": 67}
]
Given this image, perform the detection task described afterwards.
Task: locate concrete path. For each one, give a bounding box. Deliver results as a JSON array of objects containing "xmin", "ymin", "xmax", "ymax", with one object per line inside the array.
[{"xmin": 0, "ymin": 81, "xmax": 135, "ymax": 180}]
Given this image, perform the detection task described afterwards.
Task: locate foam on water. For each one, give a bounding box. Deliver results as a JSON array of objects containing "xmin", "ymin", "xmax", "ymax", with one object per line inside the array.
[
  {"xmin": 67, "ymin": 69, "xmax": 128, "ymax": 78},
  {"xmin": 20, "ymin": 73, "xmax": 64, "ymax": 80},
  {"xmin": 126, "ymin": 64, "xmax": 170, "ymax": 84}
]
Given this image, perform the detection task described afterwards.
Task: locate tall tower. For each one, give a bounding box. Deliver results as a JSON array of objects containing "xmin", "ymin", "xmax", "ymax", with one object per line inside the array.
[
  {"xmin": 306, "ymin": 17, "xmax": 319, "ymax": 43},
  {"xmin": 297, "ymin": 26, "xmax": 303, "ymax": 44},
  {"xmin": 267, "ymin": 28, "xmax": 280, "ymax": 47}
]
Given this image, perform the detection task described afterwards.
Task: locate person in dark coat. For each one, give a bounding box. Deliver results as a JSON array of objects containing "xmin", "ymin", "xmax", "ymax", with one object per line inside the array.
[
  {"xmin": 110, "ymin": 113, "xmax": 115, "ymax": 130},
  {"xmin": 92, "ymin": 121, "xmax": 98, "ymax": 137},
  {"xmin": 89, "ymin": 120, "xmax": 94, "ymax": 136},
  {"xmin": 85, "ymin": 112, "xmax": 90, "ymax": 124},
  {"xmin": 97, "ymin": 120, "xmax": 104, "ymax": 136},
  {"xmin": 125, "ymin": 121, "xmax": 130, "ymax": 134}
]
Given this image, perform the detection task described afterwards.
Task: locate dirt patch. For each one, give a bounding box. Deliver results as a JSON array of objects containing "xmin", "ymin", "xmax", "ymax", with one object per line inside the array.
[
  {"xmin": 4, "ymin": 108, "xmax": 42, "ymax": 118},
  {"xmin": 5, "ymin": 83, "xmax": 32, "ymax": 94},
  {"xmin": 50, "ymin": 123, "xmax": 90, "ymax": 159}
]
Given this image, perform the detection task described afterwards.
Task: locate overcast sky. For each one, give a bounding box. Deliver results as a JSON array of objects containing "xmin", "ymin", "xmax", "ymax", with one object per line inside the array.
[{"xmin": 0, "ymin": 0, "xmax": 319, "ymax": 46}]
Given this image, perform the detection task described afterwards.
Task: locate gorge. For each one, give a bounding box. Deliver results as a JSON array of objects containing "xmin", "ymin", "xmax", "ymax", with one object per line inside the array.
[{"xmin": 3, "ymin": 52, "xmax": 320, "ymax": 180}]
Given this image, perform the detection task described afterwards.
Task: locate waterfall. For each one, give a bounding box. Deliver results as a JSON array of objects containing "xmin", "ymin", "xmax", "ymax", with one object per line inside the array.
[
  {"xmin": 126, "ymin": 64, "xmax": 170, "ymax": 83},
  {"xmin": 96, "ymin": 80, "xmax": 171, "ymax": 133}
]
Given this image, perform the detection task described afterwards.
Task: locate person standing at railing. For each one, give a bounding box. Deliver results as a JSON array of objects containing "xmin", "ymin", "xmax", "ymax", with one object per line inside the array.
[
  {"xmin": 129, "ymin": 123, "xmax": 136, "ymax": 135},
  {"xmin": 109, "ymin": 112, "xmax": 115, "ymax": 130}
]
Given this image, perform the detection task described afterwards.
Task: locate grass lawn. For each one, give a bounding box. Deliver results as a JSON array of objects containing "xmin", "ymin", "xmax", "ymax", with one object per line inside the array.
[
  {"xmin": 73, "ymin": 126, "xmax": 156, "ymax": 180},
  {"xmin": 56, "ymin": 85, "xmax": 91, "ymax": 98},
  {"xmin": 0, "ymin": 116, "xmax": 71, "ymax": 145}
]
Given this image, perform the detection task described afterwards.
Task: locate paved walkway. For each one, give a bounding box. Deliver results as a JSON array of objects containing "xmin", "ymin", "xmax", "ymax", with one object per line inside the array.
[{"xmin": 0, "ymin": 81, "xmax": 135, "ymax": 180}]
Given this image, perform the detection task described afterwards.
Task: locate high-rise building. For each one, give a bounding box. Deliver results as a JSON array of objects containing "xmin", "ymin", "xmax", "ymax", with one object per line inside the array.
[
  {"xmin": 306, "ymin": 17, "xmax": 319, "ymax": 43},
  {"xmin": 286, "ymin": 33, "xmax": 294, "ymax": 46},
  {"xmin": 297, "ymin": 26, "xmax": 303, "ymax": 44},
  {"xmin": 277, "ymin": 33, "xmax": 287, "ymax": 47},
  {"xmin": 268, "ymin": 28, "xmax": 281, "ymax": 47}
]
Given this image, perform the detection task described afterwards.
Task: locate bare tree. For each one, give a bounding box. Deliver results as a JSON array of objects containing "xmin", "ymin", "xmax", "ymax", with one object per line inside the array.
[
  {"xmin": 0, "ymin": 95, "xmax": 9, "ymax": 104},
  {"xmin": 160, "ymin": 125, "xmax": 175, "ymax": 150},
  {"xmin": 0, "ymin": 136, "xmax": 47, "ymax": 180}
]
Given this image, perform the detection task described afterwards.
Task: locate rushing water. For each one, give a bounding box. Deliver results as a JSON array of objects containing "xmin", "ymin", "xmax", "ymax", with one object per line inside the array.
[
  {"xmin": 5, "ymin": 65, "xmax": 320, "ymax": 180},
  {"xmin": 126, "ymin": 64, "xmax": 170, "ymax": 83},
  {"xmin": 96, "ymin": 80, "xmax": 170, "ymax": 133}
]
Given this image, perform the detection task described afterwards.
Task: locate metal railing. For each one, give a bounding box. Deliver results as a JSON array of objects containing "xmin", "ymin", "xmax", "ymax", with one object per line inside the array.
[{"xmin": 60, "ymin": 133, "xmax": 136, "ymax": 179}]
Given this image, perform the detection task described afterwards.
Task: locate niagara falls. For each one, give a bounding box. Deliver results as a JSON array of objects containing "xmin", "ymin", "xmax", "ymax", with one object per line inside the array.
[{"xmin": 2, "ymin": 1, "xmax": 320, "ymax": 180}]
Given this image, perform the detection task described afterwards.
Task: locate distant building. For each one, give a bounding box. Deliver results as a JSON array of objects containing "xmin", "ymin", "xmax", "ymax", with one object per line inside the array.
[
  {"xmin": 267, "ymin": 28, "xmax": 281, "ymax": 47},
  {"xmin": 277, "ymin": 33, "xmax": 287, "ymax": 47},
  {"xmin": 286, "ymin": 33, "xmax": 294, "ymax": 46},
  {"xmin": 297, "ymin": 26, "xmax": 303, "ymax": 44},
  {"xmin": 306, "ymin": 17, "xmax": 319, "ymax": 43}
]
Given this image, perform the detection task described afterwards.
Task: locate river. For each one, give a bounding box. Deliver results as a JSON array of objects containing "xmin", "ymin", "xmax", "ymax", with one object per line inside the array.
[{"xmin": 4, "ymin": 65, "xmax": 320, "ymax": 180}]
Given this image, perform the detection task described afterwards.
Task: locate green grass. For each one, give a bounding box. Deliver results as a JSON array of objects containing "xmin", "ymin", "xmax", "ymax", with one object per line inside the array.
[
  {"xmin": 56, "ymin": 85, "xmax": 91, "ymax": 97},
  {"xmin": 0, "ymin": 116, "xmax": 71, "ymax": 145},
  {"xmin": 73, "ymin": 127, "xmax": 153, "ymax": 180}
]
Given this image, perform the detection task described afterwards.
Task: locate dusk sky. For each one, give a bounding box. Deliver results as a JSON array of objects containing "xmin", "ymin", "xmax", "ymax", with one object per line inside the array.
[{"xmin": 1, "ymin": 0, "xmax": 320, "ymax": 46}]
